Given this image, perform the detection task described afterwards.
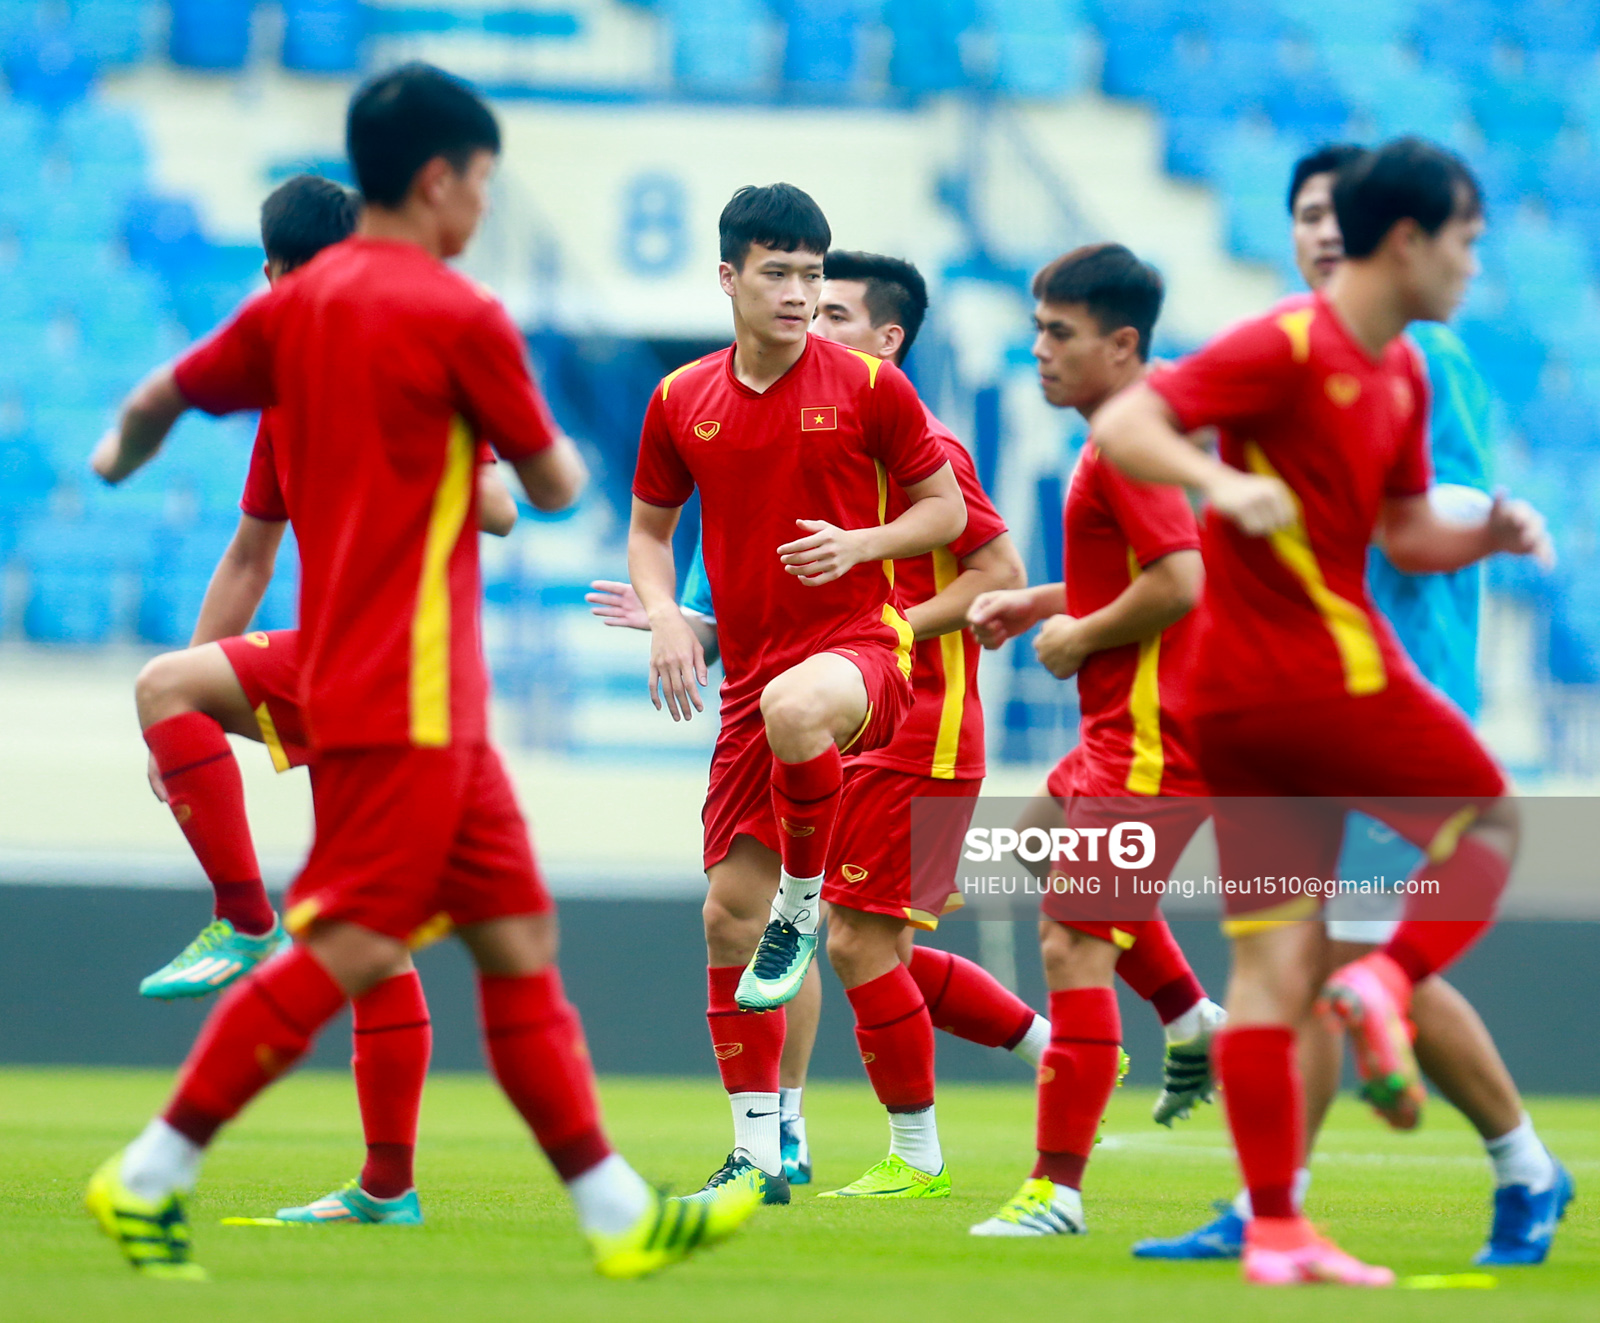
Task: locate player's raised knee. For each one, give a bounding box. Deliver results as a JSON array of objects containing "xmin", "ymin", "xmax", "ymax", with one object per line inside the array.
[
  {"xmin": 759, "ymin": 675, "xmax": 832, "ymax": 749},
  {"xmin": 134, "ymin": 650, "xmax": 198, "ymax": 726}
]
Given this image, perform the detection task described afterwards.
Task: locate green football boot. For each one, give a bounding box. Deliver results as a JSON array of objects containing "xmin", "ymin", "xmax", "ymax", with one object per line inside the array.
[
  {"xmin": 590, "ymin": 1180, "xmax": 760, "ymax": 1279},
  {"xmin": 86, "ymin": 1152, "xmax": 207, "ymax": 1280},
  {"xmin": 140, "ymin": 918, "xmax": 288, "ymax": 1000},
  {"xmin": 682, "ymin": 1149, "xmax": 790, "ymax": 1207},
  {"xmin": 817, "ymin": 1154, "xmax": 950, "ymax": 1199},
  {"xmin": 735, "ymin": 919, "xmax": 818, "ymax": 1011},
  {"xmin": 970, "ymin": 1177, "xmax": 1085, "ymax": 1237}
]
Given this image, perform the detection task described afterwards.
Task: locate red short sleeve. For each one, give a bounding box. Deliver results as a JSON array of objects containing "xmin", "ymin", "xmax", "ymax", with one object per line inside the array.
[
  {"xmin": 1097, "ymin": 449, "xmax": 1201, "ymax": 566},
  {"xmin": 173, "ymin": 291, "xmax": 277, "ymax": 415},
  {"xmin": 870, "ymin": 361, "xmax": 948, "ymax": 489},
  {"xmin": 945, "ymin": 439, "xmax": 1007, "ymax": 560},
  {"xmin": 1147, "ymin": 311, "xmax": 1300, "ymax": 435},
  {"xmin": 475, "ymin": 441, "xmax": 496, "ymax": 466},
  {"xmin": 631, "ymin": 386, "xmax": 695, "ymax": 508},
  {"xmin": 239, "ymin": 413, "xmax": 288, "ymax": 522},
  {"xmin": 453, "ymin": 300, "xmax": 559, "ymax": 462},
  {"xmin": 1385, "ymin": 346, "xmax": 1433, "ymax": 498}
]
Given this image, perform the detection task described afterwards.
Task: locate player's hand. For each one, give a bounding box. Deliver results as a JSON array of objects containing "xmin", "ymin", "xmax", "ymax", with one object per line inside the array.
[
  {"xmin": 1486, "ymin": 491, "xmax": 1556, "ymax": 569},
  {"xmin": 1204, "ymin": 466, "xmax": 1297, "ymax": 536},
  {"xmin": 969, "ymin": 588, "xmax": 1039, "ymax": 649},
  {"xmin": 778, "ymin": 520, "xmax": 869, "ymax": 586},
  {"xmin": 586, "ymin": 579, "xmax": 650, "ymax": 630},
  {"xmin": 1034, "ymin": 614, "xmax": 1091, "ymax": 679},
  {"xmin": 647, "ymin": 610, "xmax": 709, "ymax": 721},
  {"xmin": 147, "ymin": 750, "xmax": 169, "ymax": 804},
  {"xmin": 90, "ymin": 429, "xmax": 131, "ymax": 485}
]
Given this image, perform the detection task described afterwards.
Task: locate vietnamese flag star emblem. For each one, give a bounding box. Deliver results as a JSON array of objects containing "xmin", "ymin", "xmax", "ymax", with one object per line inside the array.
[{"xmin": 801, "ymin": 406, "xmax": 837, "ymax": 431}]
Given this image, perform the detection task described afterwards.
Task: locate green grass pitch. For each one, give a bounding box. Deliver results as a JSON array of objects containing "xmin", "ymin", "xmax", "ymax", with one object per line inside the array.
[{"xmin": 3, "ymin": 1067, "xmax": 1595, "ymax": 1323}]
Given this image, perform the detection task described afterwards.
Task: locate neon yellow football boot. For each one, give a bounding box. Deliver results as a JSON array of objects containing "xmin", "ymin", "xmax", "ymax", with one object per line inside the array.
[
  {"xmin": 589, "ymin": 1180, "xmax": 760, "ymax": 1279},
  {"xmin": 86, "ymin": 1153, "xmax": 207, "ymax": 1280},
  {"xmin": 817, "ymin": 1154, "xmax": 950, "ymax": 1199}
]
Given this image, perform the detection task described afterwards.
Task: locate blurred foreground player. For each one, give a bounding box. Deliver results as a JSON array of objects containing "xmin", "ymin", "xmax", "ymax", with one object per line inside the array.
[
  {"xmin": 85, "ymin": 63, "xmax": 757, "ymax": 1280},
  {"xmin": 966, "ymin": 245, "xmax": 1222, "ymax": 1237},
  {"xmin": 1137, "ymin": 143, "xmax": 1570, "ymax": 1268},
  {"xmin": 1094, "ymin": 137, "xmax": 1551, "ymax": 1286},
  {"xmin": 629, "ymin": 188, "xmax": 967, "ymax": 1203}
]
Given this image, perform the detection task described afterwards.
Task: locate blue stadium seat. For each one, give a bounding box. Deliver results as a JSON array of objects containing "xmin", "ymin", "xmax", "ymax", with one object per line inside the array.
[
  {"xmin": 70, "ymin": 0, "xmax": 154, "ymax": 66},
  {"xmin": 3, "ymin": 29, "xmax": 98, "ymax": 111},
  {"xmin": 1520, "ymin": 385, "xmax": 1600, "ymax": 455},
  {"xmin": 666, "ymin": 0, "xmax": 773, "ymax": 97},
  {"xmin": 1509, "ymin": 0, "xmax": 1600, "ymax": 59},
  {"xmin": 282, "ymin": 0, "xmax": 365, "ymax": 75},
  {"xmin": 17, "ymin": 517, "xmax": 144, "ymax": 644},
  {"xmin": 981, "ymin": 0, "xmax": 1090, "ymax": 98},
  {"xmin": 1407, "ymin": 0, "xmax": 1503, "ymax": 77},
  {"xmin": 1457, "ymin": 315, "xmax": 1547, "ymax": 409},
  {"xmin": 780, "ymin": 0, "xmax": 867, "ymax": 96},
  {"xmin": 1490, "ymin": 215, "xmax": 1595, "ymax": 323},
  {"xmin": 885, "ymin": 0, "xmax": 971, "ymax": 97},
  {"xmin": 1098, "ymin": 28, "xmax": 1177, "ymax": 100},
  {"xmin": 137, "ymin": 521, "xmax": 239, "ymax": 645},
  {"xmin": 0, "ymin": 436, "xmax": 56, "ymax": 513},
  {"xmin": 169, "ymin": 0, "xmax": 252, "ymax": 70},
  {"xmin": 1472, "ymin": 74, "xmax": 1568, "ymax": 155}
]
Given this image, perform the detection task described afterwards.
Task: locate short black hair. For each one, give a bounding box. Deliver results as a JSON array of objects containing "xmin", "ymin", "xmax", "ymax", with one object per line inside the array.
[
  {"xmin": 822, "ymin": 250, "xmax": 929, "ymax": 364},
  {"xmin": 1333, "ymin": 137, "xmax": 1484, "ymax": 260},
  {"xmin": 346, "ymin": 62, "xmax": 500, "ymax": 209},
  {"xmin": 1288, "ymin": 142, "xmax": 1366, "ymax": 215},
  {"xmin": 718, "ymin": 183, "xmax": 831, "ymax": 271},
  {"xmin": 1032, "ymin": 243, "xmax": 1164, "ymax": 361},
  {"xmin": 260, "ymin": 174, "xmax": 359, "ymax": 271}
]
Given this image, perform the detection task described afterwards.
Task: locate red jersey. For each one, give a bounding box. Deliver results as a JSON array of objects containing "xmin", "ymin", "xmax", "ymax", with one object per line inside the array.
[
  {"xmin": 1064, "ymin": 439, "xmax": 1204, "ymax": 796},
  {"xmin": 1148, "ymin": 291, "xmax": 1431, "ymax": 716},
  {"xmin": 632, "ymin": 336, "xmax": 949, "ymax": 705},
  {"xmin": 175, "ymin": 236, "xmax": 560, "ymax": 751},
  {"xmin": 854, "ymin": 407, "xmax": 1006, "ymax": 781}
]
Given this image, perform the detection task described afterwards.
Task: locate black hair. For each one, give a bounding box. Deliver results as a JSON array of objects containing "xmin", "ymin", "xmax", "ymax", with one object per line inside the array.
[
  {"xmin": 822, "ymin": 250, "xmax": 929, "ymax": 364},
  {"xmin": 1031, "ymin": 243, "xmax": 1164, "ymax": 361},
  {"xmin": 260, "ymin": 174, "xmax": 359, "ymax": 271},
  {"xmin": 718, "ymin": 183, "xmax": 831, "ymax": 271},
  {"xmin": 346, "ymin": 62, "xmax": 500, "ymax": 209},
  {"xmin": 1288, "ymin": 142, "xmax": 1367, "ymax": 215},
  {"xmin": 1333, "ymin": 137, "xmax": 1484, "ymax": 260}
]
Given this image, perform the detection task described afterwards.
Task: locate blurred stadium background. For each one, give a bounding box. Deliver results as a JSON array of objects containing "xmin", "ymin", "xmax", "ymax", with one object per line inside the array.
[{"xmin": 0, "ymin": 0, "xmax": 1596, "ymax": 1083}]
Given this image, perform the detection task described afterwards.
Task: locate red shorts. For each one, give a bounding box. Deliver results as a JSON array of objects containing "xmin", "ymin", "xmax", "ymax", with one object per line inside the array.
[
  {"xmin": 284, "ymin": 742, "xmax": 551, "ymax": 946},
  {"xmin": 702, "ymin": 642, "xmax": 914, "ymax": 870},
  {"xmin": 825, "ymin": 765, "xmax": 980, "ymax": 931},
  {"xmin": 1038, "ymin": 756, "xmax": 1211, "ymax": 938},
  {"xmin": 218, "ymin": 629, "xmax": 312, "ymax": 771},
  {"xmin": 1192, "ymin": 680, "xmax": 1508, "ymax": 926}
]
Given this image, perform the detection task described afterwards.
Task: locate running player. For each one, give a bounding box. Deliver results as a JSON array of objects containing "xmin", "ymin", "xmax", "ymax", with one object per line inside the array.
[
  {"xmin": 86, "ymin": 63, "xmax": 757, "ymax": 1280},
  {"xmin": 590, "ymin": 251, "xmax": 1051, "ymax": 1196},
  {"xmin": 1136, "ymin": 143, "xmax": 1571, "ymax": 1268},
  {"xmin": 1093, "ymin": 137, "xmax": 1551, "ymax": 1285},
  {"xmin": 135, "ymin": 174, "xmax": 518, "ymax": 1004},
  {"xmin": 630, "ymin": 188, "xmax": 967, "ymax": 1204},
  {"xmin": 964, "ymin": 244, "xmax": 1223, "ymax": 1237}
]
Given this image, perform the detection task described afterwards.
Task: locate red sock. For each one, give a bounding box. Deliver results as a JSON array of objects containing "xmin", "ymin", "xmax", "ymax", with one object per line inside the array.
[
  {"xmin": 1384, "ymin": 835, "xmax": 1510, "ymax": 984},
  {"xmin": 1215, "ymin": 1024, "xmax": 1302, "ymax": 1219},
  {"xmin": 1114, "ymin": 919, "xmax": 1205, "ymax": 1024},
  {"xmin": 846, "ymin": 965, "xmax": 935, "ymax": 1111},
  {"xmin": 479, "ymin": 971, "xmax": 611, "ymax": 1182},
  {"xmin": 163, "ymin": 945, "xmax": 346, "ymax": 1145},
  {"xmin": 145, "ymin": 712, "xmax": 275, "ymax": 936},
  {"xmin": 352, "ymin": 970, "xmax": 431, "ymax": 1198},
  {"xmin": 770, "ymin": 745, "xmax": 843, "ymax": 879},
  {"xmin": 909, "ymin": 946, "xmax": 1035, "ymax": 1049},
  {"xmin": 706, "ymin": 965, "xmax": 785, "ymax": 1093},
  {"xmin": 1032, "ymin": 987, "xmax": 1121, "ymax": 1190}
]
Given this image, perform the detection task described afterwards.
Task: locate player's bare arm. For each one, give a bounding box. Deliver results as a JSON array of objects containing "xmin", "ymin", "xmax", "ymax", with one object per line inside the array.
[
  {"xmin": 1033, "ymin": 549, "xmax": 1201, "ymax": 680},
  {"xmin": 1094, "ymin": 384, "xmax": 1296, "ymax": 536},
  {"xmin": 903, "ymin": 532, "xmax": 1025, "ymax": 641},
  {"xmin": 585, "ymin": 579, "xmax": 720, "ymax": 663},
  {"xmin": 90, "ymin": 365, "xmax": 190, "ymax": 485},
  {"xmin": 777, "ymin": 460, "xmax": 966, "ymax": 585},
  {"xmin": 476, "ymin": 466, "xmax": 519, "ymax": 536},
  {"xmin": 628, "ymin": 497, "xmax": 709, "ymax": 720},
  {"xmin": 1377, "ymin": 490, "xmax": 1554, "ymax": 574},
  {"xmin": 189, "ymin": 515, "xmax": 287, "ymax": 647},
  {"xmin": 968, "ymin": 582, "xmax": 1066, "ymax": 649},
  {"xmin": 508, "ymin": 433, "xmax": 587, "ymax": 513}
]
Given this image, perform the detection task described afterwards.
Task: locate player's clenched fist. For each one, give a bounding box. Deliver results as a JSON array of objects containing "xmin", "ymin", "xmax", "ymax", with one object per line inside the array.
[
  {"xmin": 1486, "ymin": 492, "xmax": 1556, "ymax": 569},
  {"xmin": 647, "ymin": 610, "xmax": 708, "ymax": 721},
  {"xmin": 779, "ymin": 519, "xmax": 869, "ymax": 585},
  {"xmin": 968, "ymin": 588, "xmax": 1041, "ymax": 649},
  {"xmin": 1033, "ymin": 614, "xmax": 1091, "ymax": 679},
  {"xmin": 1204, "ymin": 466, "xmax": 1297, "ymax": 536}
]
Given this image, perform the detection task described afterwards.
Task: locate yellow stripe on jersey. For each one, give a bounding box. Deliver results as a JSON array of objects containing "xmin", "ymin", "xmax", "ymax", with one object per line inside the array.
[
  {"xmin": 254, "ymin": 702, "xmax": 291, "ymax": 774},
  {"xmin": 882, "ymin": 603, "xmax": 914, "ymax": 681},
  {"xmin": 1277, "ymin": 307, "xmax": 1315, "ymax": 363},
  {"xmin": 845, "ymin": 347, "xmax": 884, "ymax": 387},
  {"xmin": 659, "ymin": 357, "xmax": 705, "ymax": 400},
  {"xmin": 1243, "ymin": 442, "xmax": 1386, "ymax": 697},
  {"xmin": 930, "ymin": 545, "xmax": 964, "ymax": 780},
  {"xmin": 875, "ymin": 459, "xmax": 894, "ymax": 590},
  {"xmin": 1123, "ymin": 547, "xmax": 1166, "ymax": 796},
  {"xmin": 410, "ymin": 417, "xmax": 476, "ymax": 747}
]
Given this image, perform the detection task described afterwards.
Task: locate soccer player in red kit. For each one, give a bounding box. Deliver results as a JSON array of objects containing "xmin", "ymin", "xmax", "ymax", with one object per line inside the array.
[
  {"xmin": 965, "ymin": 245, "xmax": 1223, "ymax": 1236},
  {"xmin": 1094, "ymin": 139, "xmax": 1551, "ymax": 1285},
  {"xmin": 85, "ymin": 63, "xmax": 757, "ymax": 1280},
  {"xmin": 629, "ymin": 187, "xmax": 967, "ymax": 1202}
]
